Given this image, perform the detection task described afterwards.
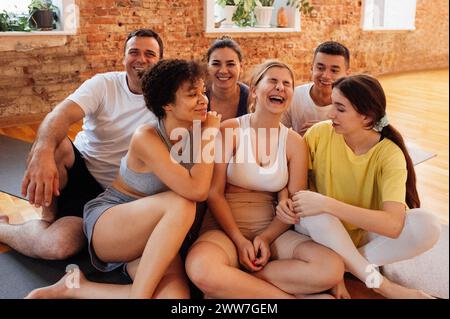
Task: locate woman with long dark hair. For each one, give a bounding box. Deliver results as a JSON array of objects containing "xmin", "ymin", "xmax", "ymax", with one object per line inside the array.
[{"xmin": 277, "ymin": 74, "xmax": 441, "ymax": 298}]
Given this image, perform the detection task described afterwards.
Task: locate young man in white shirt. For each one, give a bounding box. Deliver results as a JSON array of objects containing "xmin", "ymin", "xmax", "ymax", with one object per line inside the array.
[
  {"xmin": 0, "ymin": 29, "xmax": 163, "ymax": 260},
  {"xmin": 282, "ymin": 41, "xmax": 351, "ymax": 136}
]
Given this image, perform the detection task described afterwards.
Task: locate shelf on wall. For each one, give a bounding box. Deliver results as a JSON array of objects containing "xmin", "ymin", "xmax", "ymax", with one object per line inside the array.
[{"xmin": 204, "ymin": 0, "xmax": 301, "ymax": 35}]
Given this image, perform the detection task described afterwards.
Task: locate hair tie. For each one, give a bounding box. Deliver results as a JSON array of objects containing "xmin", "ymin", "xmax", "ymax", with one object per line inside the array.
[{"xmin": 373, "ymin": 114, "xmax": 389, "ymax": 132}]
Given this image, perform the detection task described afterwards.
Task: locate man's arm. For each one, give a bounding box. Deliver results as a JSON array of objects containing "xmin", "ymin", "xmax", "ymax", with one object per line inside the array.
[{"xmin": 21, "ymin": 99, "xmax": 85, "ymax": 208}]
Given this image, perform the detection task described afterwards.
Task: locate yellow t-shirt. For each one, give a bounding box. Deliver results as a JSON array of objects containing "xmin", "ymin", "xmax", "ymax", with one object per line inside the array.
[{"xmin": 304, "ymin": 121, "xmax": 408, "ymax": 246}]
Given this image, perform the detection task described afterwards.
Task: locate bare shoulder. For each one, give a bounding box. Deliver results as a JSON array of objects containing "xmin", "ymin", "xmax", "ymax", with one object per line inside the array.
[
  {"xmin": 220, "ymin": 118, "xmax": 240, "ymax": 130},
  {"xmin": 130, "ymin": 122, "xmax": 164, "ymax": 152},
  {"xmin": 286, "ymin": 128, "xmax": 307, "ymax": 158},
  {"xmin": 287, "ymin": 128, "xmax": 305, "ymax": 147}
]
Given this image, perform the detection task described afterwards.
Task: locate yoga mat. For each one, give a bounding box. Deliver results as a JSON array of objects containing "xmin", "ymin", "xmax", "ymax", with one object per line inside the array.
[
  {"xmin": 0, "ymin": 135, "xmax": 31, "ymax": 199},
  {"xmin": 0, "ymin": 249, "xmax": 131, "ymax": 299},
  {"xmin": 407, "ymin": 144, "xmax": 437, "ymax": 166}
]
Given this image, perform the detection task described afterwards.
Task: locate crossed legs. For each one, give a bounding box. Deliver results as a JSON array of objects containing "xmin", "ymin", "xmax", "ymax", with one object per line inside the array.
[
  {"xmin": 0, "ymin": 138, "xmax": 85, "ymax": 259},
  {"xmin": 27, "ymin": 191, "xmax": 196, "ymax": 299},
  {"xmin": 185, "ymin": 229, "xmax": 343, "ymax": 299},
  {"xmin": 295, "ymin": 210, "xmax": 441, "ymax": 298}
]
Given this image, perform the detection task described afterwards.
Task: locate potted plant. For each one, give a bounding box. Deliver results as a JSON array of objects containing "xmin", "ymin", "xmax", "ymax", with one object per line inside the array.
[
  {"xmin": 287, "ymin": 0, "xmax": 314, "ymax": 15},
  {"xmin": 0, "ymin": 11, "xmax": 31, "ymax": 32},
  {"xmin": 232, "ymin": 0, "xmax": 255, "ymax": 27},
  {"xmin": 0, "ymin": 11, "xmax": 9, "ymax": 31},
  {"xmin": 28, "ymin": 0, "xmax": 59, "ymax": 31},
  {"xmin": 254, "ymin": 0, "xmax": 275, "ymax": 28},
  {"xmin": 216, "ymin": 0, "xmax": 240, "ymax": 27}
]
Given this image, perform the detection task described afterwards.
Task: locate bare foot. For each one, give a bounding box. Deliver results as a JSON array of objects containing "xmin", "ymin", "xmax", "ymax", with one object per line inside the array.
[
  {"xmin": 296, "ymin": 293, "xmax": 335, "ymax": 299},
  {"xmin": 374, "ymin": 278, "xmax": 435, "ymax": 299},
  {"xmin": 0, "ymin": 215, "xmax": 10, "ymax": 224},
  {"xmin": 25, "ymin": 267, "xmax": 86, "ymax": 299},
  {"xmin": 330, "ymin": 279, "xmax": 351, "ymax": 299}
]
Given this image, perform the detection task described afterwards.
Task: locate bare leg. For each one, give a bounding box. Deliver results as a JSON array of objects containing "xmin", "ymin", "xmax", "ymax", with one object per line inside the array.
[
  {"xmin": 25, "ymin": 267, "xmax": 130, "ymax": 299},
  {"xmin": 125, "ymin": 255, "xmax": 190, "ymax": 299},
  {"xmin": 91, "ymin": 191, "xmax": 196, "ymax": 298},
  {"xmin": 254, "ymin": 241, "xmax": 345, "ymax": 295},
  {"xmin": 152, "ymin": 255, "xmax": 190, "ymax": 299},
  {"xmin": 0, "ymin": 138, "xmax": 83, "ymax": 260},
  {"xmin": 26, "ymin": 255, "xmax": 189, "ymax": 299},
  {"xmin": 186, "ymin": 230, "xmax": 296, "ymax": 299},
  {"xmin": 0, "ymin": 216, "xmax": 85, "ymax": 260}
]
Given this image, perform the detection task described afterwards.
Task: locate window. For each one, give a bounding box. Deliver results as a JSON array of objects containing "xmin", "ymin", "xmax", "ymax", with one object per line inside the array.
[
  {"xmin": 0, "ymin": 0, "xmax": 78, "ymax": 36},
  {"xmin": 204, "ymin": 0, "xmax": 301, "ymax": 35},
  {"xmin": 361, "ymin": 0, "xmax": 416, "ymax": 31}
]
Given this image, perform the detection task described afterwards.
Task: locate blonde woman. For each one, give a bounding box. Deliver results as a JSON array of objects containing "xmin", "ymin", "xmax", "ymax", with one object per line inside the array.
[{"xmin": 185, "ymin": 60, "xmax": 345, "ymax": 299}]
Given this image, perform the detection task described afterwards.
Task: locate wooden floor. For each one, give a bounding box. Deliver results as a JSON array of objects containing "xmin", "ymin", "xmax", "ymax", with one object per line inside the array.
[{"xmin": 0, "ymin": 68, "xmax": 448, "ymax": 298}]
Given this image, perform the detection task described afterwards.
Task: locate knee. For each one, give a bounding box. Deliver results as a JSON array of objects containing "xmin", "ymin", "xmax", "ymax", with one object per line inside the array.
[
  {"xmin": 34, "ymin": 235, "xmax": 82, "ymax": 260},
  {"xmin": 54, "ymin": 138, "xmax": 75, "ymax": 166},
  {"xmin": 404, "ymin": 209, "xmax": 442, "ymax": 251},
  {"xmin": 185, "ymin": 245, "xmax": 222, "ymax": 295},
  {"xmin": 33, "ymin": 221, "xmax": 84, "ymax": 260},
  {"xmin": 165, "ymin": 193, "xmax": 196, "ymax": 228},
  {"xmin": 301, "ymin": 214, "xmax": 342, "ymax": 233},
  {"xmin": 296, "ymin": 246, "xmax": 345, "ymax": 291},
  {"xmin": 314, "ymin": 251, "xmax": 345, "ymax": 290}
]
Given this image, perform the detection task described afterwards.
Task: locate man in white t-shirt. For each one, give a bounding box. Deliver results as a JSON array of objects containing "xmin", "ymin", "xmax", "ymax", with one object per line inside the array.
[
  {"xmin": 282, "ymin": 41, "xmax": 351, "ymax": 136},
  {"xmin": 0, "ymin": 29, "xmax": 163, "ymax": 260}
]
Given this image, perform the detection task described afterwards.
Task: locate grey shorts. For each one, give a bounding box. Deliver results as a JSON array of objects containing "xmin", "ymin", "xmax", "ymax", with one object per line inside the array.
[{"xmin": 83, "ymin": 186, "xmax": 137, "ymax": 272}]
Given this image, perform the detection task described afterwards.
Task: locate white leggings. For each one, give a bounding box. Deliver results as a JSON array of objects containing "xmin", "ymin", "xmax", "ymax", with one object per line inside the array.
[{"xmin": 295, "ymin": 209, "xmax": 442, "ymax": 284}]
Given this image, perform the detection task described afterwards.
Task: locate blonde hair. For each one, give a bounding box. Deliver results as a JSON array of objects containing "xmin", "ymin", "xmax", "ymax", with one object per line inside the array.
[{"xmin": 247, "ymin": 59, "xmax": 295, "ymax": 113}]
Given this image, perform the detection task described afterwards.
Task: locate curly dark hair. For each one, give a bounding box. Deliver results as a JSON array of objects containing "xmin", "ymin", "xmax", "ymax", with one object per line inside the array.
[{"xmin": 141, "ymin": 59, "xmax": 207, "ymax": 119}]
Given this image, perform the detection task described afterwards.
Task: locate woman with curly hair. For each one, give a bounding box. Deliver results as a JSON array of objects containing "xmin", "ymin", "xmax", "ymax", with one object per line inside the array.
[{"xmin": 26, "ymin": 59, "xmax": 221, "ymax": 299}]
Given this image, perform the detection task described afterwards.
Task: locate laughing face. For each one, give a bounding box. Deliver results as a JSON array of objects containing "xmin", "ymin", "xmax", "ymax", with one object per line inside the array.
[
  {"xmin": 123, "ymin": 36, "xmax": 161, "ymax": 94},
  {"xmin": 252, "ymin": 67, "xmax": 294, "ymax": 115},
  {"xmin": 207, "ymin": 47, "xmax": 242, "ymax": 90},
  {"xmin": 311, "ymin": 52, "xmax": 349, "ymax": 95}
]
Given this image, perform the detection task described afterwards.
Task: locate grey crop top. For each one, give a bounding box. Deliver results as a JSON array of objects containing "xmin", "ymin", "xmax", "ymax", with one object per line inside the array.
[{"xmin": 119, "ymin": 119, "xmax": 194, "ymax": 196}]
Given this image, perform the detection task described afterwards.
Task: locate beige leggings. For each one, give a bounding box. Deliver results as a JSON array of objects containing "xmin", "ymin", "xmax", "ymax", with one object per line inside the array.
[{"xmin": 197, "ymin": 192, "xmax": 310, "ymax": 267}]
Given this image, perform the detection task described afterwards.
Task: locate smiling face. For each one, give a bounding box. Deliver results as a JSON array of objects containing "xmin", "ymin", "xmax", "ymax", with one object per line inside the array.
[
  {"xmin": 123, "ymin": 36, "xmax": 161, "ymax": 93},
  {"xmin": 165, "ymin": 79, "xmax": 209, "ymax": 123},
  {"xmin": 328, "ymin": 88, "xmax": 370, "ymax": 135},
  {"xmin": 207, "ymin": 47, "xmax": 242, "ymax": 90},
  {"xmin": 252, "ymin": 66, "xmax": 294, "ymax": 115},
  {"xmin": 311, "ymin": 52, "xmax": 349, "ymax": 95}
]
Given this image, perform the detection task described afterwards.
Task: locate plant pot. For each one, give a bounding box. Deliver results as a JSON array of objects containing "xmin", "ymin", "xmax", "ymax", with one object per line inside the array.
[
  {"xmin": 254, "ymin": 6, "xmax": 274, "ymax": 28},
  {"xmin": 30, "ymin": 9, "xmax": 53, "ymax": 30},
  {"xmin": 221, "ymin": 5, "xmax": 237, "ymax": 27}
]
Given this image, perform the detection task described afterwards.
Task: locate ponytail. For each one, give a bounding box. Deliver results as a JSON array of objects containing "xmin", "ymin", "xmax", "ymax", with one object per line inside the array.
[{"xmin": 381, "ymin": 125, "xmax": 420, "ymax": 208}]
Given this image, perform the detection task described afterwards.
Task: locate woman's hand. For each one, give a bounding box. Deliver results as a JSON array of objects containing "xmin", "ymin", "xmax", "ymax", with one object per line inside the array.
[
  {"xmin": 292, "ymin": 190, "xmax": 331, "ymax": 217},
  {"xmin": 203, "ymin": 111, "xmax": 222, "ymax": 130},
  {"xmin": 252, "ymin": 235, "xmax": 271, "ymax": 270},
  {"xmin": 275, "ymin": 198, "xmax": 298, "ymax": 224},
  {"xmin": 236, "ymin": 237, "xmax": 261, "ymax": 272}
]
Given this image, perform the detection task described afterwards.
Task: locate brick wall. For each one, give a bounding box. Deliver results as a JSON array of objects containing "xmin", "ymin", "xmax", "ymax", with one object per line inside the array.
[{"xmin": 0, "ymin": 0, "xmax": 448, "ymax": 121}]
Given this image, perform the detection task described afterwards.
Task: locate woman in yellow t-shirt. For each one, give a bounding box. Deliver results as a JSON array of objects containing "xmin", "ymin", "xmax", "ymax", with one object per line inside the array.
[{"xmin": 276, "ymin": 74, "xmax": 441, "ymax": 299}]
